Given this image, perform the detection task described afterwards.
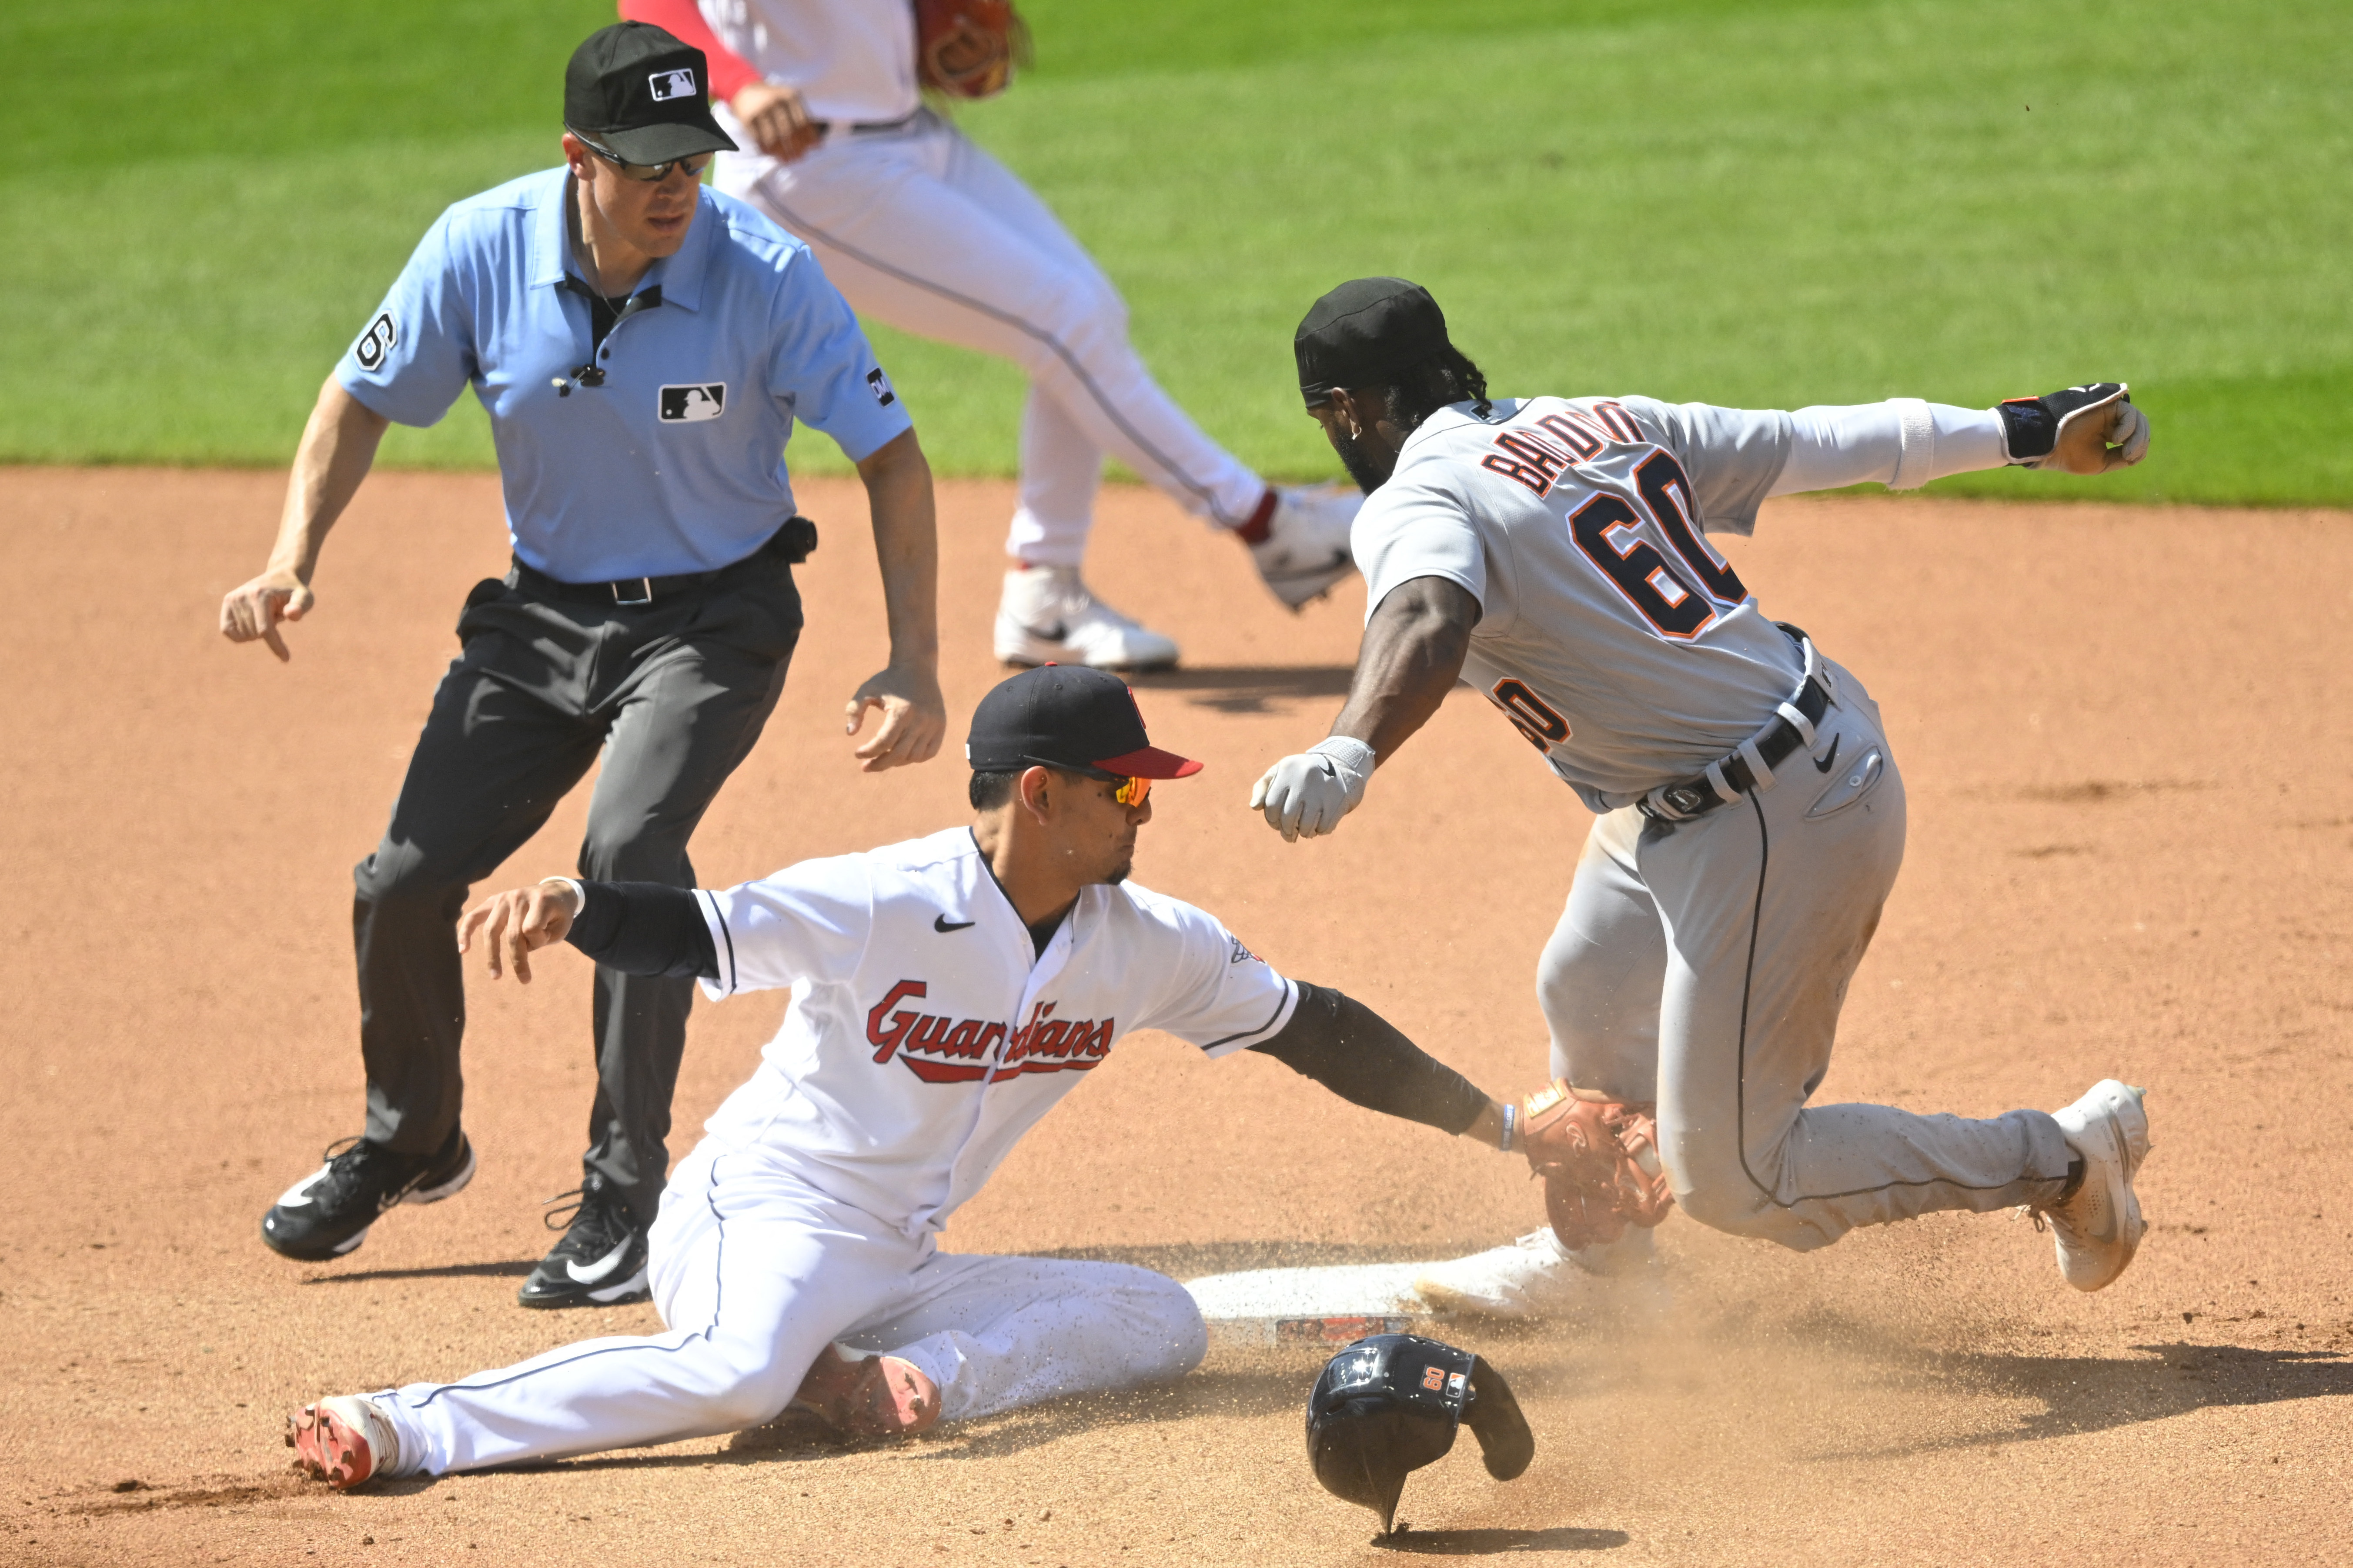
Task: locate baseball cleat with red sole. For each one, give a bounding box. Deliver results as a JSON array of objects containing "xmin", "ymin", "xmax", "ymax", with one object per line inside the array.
[
  {"xmin": 2040, "ymin": 1079, "xmax": 2152, "ymax": 1292},
  {"xmin": 790, "ymin": 1344, "xmax": 941, "ymax": 1438},
  {"xmin": 286, "ymin": 1395, "xmax": 401, "ymax": 1490}
]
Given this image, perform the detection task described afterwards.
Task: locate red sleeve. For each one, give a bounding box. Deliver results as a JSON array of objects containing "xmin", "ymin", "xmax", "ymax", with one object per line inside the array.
[{"xmin": 618, "ymin": 0, "xmax": 763, "ymax": 102}]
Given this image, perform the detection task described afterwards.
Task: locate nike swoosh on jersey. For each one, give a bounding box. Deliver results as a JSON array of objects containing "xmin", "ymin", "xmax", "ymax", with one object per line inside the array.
[
  {"xmin": 934, "ymin": 914, "xmax": 976, "ymax": 932},
  {"xmin": 1812, "ymin": 735, "xmax": 1842, "ymax": 774},
  {"xmin": 565, "ymin": 1236, "xmax": 636, "ymax": 1284}
]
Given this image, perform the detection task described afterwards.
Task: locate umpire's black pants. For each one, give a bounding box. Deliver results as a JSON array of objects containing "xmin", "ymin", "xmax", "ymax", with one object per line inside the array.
[{"xmin": 354, "ymin": 551, "xmax": 801, "ymax": 1228}]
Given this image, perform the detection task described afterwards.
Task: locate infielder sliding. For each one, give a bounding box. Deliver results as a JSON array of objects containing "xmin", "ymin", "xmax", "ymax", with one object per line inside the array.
[
  {"xmin": 1253, "ymin": 278, "xmax": 2158, "ymax": 1317},
  {"xmin": 286, "ymin": 667, "xmax": 1516, "ymax": 1487}
]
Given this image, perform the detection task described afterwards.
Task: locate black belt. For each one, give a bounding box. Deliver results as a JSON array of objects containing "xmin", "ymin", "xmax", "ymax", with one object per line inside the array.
[
  {"xmin": 1637, "ymin": 624, "xmax": 1835, "ymax": 824},
  {"xmin": 512, "ymin": 516, "xmax": 817, "ymax": 608},
  {"xmin": 809, "ymin": 112, "xmax": 922, "ymax": 138}
]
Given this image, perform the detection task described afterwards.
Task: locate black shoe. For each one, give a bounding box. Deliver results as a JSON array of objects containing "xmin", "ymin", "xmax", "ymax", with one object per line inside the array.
[
  {"xmin": 517, "ymin": 1172, "xmax": 650, "ymax": 1309},
  {"xmin": 261, "ymin": 1125, "xmax": 475, "ymax": 1262}
]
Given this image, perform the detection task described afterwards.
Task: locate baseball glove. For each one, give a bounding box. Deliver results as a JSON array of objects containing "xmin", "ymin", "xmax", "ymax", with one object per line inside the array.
[
  {"xmin": 1520, "ymin": 1081, "xmax": 1674, "ymax": 1251},
  {"xmin": 915, "ymin": 0, "xmax": 1029, "ymax": 99}
]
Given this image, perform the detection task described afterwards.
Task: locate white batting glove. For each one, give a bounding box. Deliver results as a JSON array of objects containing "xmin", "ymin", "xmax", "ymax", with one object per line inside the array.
[{"xmin": 1249, "ymin": 737, "xmax": 1377, "ymax": 842}]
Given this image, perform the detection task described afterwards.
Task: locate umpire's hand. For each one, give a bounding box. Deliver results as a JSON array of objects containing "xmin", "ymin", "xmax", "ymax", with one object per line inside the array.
[
  {"xmin": 846, "ymin": 664, "xmax": 948, "ymax": 772},
  {"xmin": 458, "ymin": 879, "xmax": 582, "ymax": 984},
  {"xmin": 219, "ymin": 569, "xmax": 313, "ymax": 662}
]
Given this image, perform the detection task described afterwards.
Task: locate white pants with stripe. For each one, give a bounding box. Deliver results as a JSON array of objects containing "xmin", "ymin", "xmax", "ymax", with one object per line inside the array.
[
  {"xmin": 713, "ymin": 108, "xmax": 1266, "ymax": 567},
  {"xmin": 378, "ymin": 1142, "xmax": 1207, "ymax": 1475},
  {"xmin": 1535, "ymin": 661, "xmax": 2074, "ymax": 1250}
]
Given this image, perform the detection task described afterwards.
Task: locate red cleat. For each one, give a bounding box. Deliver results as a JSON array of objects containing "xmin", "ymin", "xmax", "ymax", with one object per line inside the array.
[
  {"xmin": 790, "ymin": 1345, "xmax": 941, "ymax": 1438},
  {"xmin": 285, "ymin": 1395, "xmax": 400, "ymax": 1490}
]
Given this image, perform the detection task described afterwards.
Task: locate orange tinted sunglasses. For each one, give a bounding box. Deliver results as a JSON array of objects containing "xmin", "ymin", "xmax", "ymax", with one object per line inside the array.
[{"xmin": 1110, "ymin": 774, "xmax": 1152, "ymax": 808}]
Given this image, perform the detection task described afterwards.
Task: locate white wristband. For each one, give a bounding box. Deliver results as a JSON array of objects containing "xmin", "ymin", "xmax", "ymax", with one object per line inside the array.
[
  {"xmin": 545, "ymin": 876, "xmax": 586, "ymax": 912},
  {"xmin": 1499, "ymin": 1101, "xmax": 1516, "ymax": 1154}
]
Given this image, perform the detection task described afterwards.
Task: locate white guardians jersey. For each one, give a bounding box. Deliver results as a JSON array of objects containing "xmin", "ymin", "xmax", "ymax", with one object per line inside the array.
[
  {"xmin": 701, "ymin": 0, "xmax": 920, "ymax": 124},
  {"xmin": 689, "ymin": 828, "xmax": 1298, "ymax": 1237},
  {"xmin": 1350, "ymin": 395, "xmax": 1806, "ymax": 813}
]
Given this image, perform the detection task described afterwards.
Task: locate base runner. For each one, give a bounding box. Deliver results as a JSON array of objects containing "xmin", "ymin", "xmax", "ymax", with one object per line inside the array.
[
  {"xmin": 287, "ymin": 666, "xmax": 1514, "ymax": 1487},
  {"xmin": 1249, "ymin": 277, "xmax": 2158, "ymax": 1318}
]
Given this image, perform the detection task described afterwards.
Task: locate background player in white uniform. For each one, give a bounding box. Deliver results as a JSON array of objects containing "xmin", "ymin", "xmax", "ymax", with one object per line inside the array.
[
  {"xmin": 286, "ymin": 665, "xmax": 1517, "ymax": 1488},
  {"xmin": 618, "ymin": 0, "xmax": 1361, "ymax": 670},
  {"xmin": 1250, "ymin": 278, "xmax": 2158, "ymax": 1318}
]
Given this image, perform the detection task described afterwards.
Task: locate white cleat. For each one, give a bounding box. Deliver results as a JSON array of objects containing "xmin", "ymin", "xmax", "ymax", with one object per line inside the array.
[
  {"xmin": 993, "ymin": 566, "xmax": 1180, "ymax": 671},
  {"xmin": 1412, "ymin": 1227, "xmax": 1658, "ymax": 1321},
  {"xmin": 1249, "ymin": 486, "xmax": 1360, "ymax": 609},
  {"xmin": 2038, "ymin": 1079, "xmax": 2152, "ymax": 1292}
]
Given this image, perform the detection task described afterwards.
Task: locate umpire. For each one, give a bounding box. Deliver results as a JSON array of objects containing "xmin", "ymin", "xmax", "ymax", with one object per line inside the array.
[{"xmin": 221, "ymin": 22, "xmax": 944, "ymax": 1309}]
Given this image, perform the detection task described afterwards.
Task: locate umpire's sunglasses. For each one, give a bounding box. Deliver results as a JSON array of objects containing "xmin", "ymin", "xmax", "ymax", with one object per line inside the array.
[{"xmin": 571, "ymin": 132, "xmax": 713, "ymax": 183}]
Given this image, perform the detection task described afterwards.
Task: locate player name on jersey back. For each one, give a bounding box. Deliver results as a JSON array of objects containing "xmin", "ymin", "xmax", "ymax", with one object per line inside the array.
[{"xmin": 1350, "ymin": 394, "xmax": 1810, "ymax": 813}]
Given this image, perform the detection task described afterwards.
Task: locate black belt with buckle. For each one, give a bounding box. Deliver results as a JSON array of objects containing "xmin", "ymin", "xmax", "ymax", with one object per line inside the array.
[
  {"xmin": 512, "ymin": 516, "xmax": 817, "ymax": 608},
  {"xmin": 1638, "ymin": 624, "xmax": 1835, "ymax": 824}
]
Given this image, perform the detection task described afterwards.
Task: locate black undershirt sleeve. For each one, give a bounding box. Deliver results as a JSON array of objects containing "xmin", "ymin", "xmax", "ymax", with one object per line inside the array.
[
  {"xmin": 565, "ymin": 881, "xmax": 719, "ymax": 980},
  {"xmin": 1249, "ymin": 982, "xmax": 1489, "ymax": 1137}
]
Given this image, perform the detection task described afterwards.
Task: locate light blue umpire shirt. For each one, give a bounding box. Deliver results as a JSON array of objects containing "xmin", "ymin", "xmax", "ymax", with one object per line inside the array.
[{"xmin": 334, "ymin": 167, "xmax": 912, "ymax": 584}]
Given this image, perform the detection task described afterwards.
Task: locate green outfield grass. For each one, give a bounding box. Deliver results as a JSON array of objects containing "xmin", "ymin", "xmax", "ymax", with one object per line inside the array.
[{"xmin": 6, "ymin": 0, "xmax": 2347, "ymax": 505}]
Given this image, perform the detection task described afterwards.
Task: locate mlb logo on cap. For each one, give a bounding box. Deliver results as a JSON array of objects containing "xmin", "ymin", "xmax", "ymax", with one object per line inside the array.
[{"xmin": 648, "ymin": 67, "xmax": 698, "ymax": 101}]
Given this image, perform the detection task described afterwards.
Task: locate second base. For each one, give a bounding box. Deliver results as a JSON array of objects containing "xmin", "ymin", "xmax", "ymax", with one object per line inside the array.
[{"xmin": 1182, "ymin": 1262, "xmax": 1449, "ymax": 1349}]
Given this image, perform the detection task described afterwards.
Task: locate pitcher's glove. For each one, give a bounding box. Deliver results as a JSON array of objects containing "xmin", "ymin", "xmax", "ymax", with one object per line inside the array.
[
  {"xmin": 1519, "ymin": 1081, "xmax": 1674, "ymax": 1251},
  {"xmin": 1996, "ymin": 383, "xmax": 2151, "ymax": 474},
  {"xmin": 915, "ymin": 0, "xmax": 1029, "ymax": 99}
]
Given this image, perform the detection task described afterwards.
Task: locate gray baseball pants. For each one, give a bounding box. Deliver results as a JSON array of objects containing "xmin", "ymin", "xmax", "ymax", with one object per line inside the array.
[
  {"xmin": 353, "ymin": 559, "xmax": 801, "ymax": 1225},
  {"xmin": 1537, "ymin": 661, "xmax": 2073, "ymax": 1250}
]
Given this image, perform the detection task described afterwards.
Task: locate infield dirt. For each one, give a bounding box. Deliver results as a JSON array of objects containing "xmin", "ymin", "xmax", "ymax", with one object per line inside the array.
[{"xmin": 2, "ymin": 469, "xmax": 2348, "ymax": 1566}]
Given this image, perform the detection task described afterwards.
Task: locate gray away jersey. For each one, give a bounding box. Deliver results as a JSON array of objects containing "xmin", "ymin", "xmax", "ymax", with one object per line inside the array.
[{"xmin": 1351, "ymin": 395, "xmax": 1802, "ymax": 813}]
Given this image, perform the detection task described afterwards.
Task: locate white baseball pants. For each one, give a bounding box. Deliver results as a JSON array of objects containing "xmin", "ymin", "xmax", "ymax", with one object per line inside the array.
[
  {"xmin": 1535, "ymin": 661, "xmax": 2074, "ymax": 1250},
  {"xmin": 376, "ymin": 1142, "xmax": 1207, "ymax": 1475},
  {"xmin": 712, "ymin": 108, "xmax": 1267, "ymax": 567}
]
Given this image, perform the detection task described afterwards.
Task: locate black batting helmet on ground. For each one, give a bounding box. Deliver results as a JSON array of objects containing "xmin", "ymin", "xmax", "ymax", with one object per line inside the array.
[{"xmin": 1304, "ymin": 1333, "xmax": 1535, "ymax": 1534}]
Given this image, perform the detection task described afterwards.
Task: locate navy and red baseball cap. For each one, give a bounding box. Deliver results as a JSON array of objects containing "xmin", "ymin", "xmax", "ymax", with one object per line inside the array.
[
  {"xmin": 966, "ymin": 666, "xmax": 1203, "ymax": 780},
  {"xmin": 564, "ymin": 22, "xmax": 737, "ymax": 165}
]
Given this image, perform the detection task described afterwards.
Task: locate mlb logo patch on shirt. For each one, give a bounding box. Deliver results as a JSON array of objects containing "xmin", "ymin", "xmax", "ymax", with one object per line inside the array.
[
  {"xmin": 353, "ymin": 311, "xmax": 398, "ymax": 372},
  {"xmin": 866, "ymin": 367, "xmax": 896, "ymax": 407},
  {"xmin": 648, "ymin": 68, "xmax": 698, "ymax": 102},
  {"xmin": 658, "ymin": 384, "xmax": 726, "ymax": 422}
]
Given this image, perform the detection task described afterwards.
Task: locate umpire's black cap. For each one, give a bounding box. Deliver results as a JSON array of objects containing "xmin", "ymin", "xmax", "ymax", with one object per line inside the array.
[
  {"xmin": 1305, "ymin": 1334, "xmax": 1534, "ymax": 1535},
  {"xmin": 966, "ymin": 665, "xmax": 1204, "ymax": 780},
  {"xmin": 565, "ymin": 22, "xmax": 737, "ymax": 165},
  {"xmin": 1294, "ymin": 277, "xmax": 1454, "ymax": 409}
]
